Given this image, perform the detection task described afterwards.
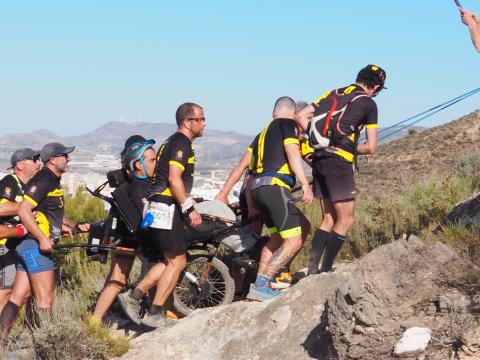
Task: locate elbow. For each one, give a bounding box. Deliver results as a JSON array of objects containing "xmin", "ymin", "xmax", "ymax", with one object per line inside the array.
[{"xmin": 367, "ymin": 144, "xmax": 378, "ymax": 155}]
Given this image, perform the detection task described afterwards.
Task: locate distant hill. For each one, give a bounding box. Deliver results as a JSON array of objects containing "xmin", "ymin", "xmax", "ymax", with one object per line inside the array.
[
  {"xmin": 356, "ymin": 110, "xmax": 480, "ymax": 198},
  {"xmin": 0, "ymin": 121, "xmax": 254, "ymax": 169}
]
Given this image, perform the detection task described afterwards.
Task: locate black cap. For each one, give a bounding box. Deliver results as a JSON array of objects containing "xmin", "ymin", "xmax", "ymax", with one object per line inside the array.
[
  {"xmin": 357, "ymin": 64, "xmax": 387, "ymax": 89},
  {"xmin": 7, "ymin": 148, "xmax": 40, "ymax": 170},
  {"xmin": 40, "ymin": 142, "xmax": 75, "ymax": 163}
]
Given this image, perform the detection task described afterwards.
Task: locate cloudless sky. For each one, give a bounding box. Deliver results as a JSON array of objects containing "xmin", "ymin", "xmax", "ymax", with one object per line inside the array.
[{"xmin": 0, "ymin": 0, "xmax": 479, "ymax": 136}]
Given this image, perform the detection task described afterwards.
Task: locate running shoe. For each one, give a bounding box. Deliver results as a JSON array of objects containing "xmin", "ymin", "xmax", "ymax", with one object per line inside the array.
[
  {"xmin": 270, "ymin": 269, "xmax": 293, "ymax": 290},
  {"xmin": 117, "ymin": 290, "xmax": 142, "ymax": 325},
  {"xmin": 246, "ymin": 284, "xmax": 281, "ymax": 302},
  {"xmin": 141, "ymin": 311, "xmax": 175, "ymax": 328}
]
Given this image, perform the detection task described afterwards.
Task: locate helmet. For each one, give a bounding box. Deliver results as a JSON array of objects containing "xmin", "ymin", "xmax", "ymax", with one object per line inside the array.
[
  {"xmin": 356, "ymin": 65, "xmax": 387, "ymax": 94},
  {"xmin": 121, "ymin": 135, "xmax": 156, "ymax": 173}
]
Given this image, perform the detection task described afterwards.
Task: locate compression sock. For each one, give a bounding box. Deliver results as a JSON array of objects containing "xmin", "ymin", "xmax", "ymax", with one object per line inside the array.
[
  {"xmin": 320, "ymin": 231, "xmax": 346, "ymax": 273},
  {"xmin": 254, "ymin": 274, "xmax": 270, "ymax": 288},
  {"xmin": 0, "ymin": 301, "xmax": 20, "ymax": 346},
  {"xmin": 148, "ymin": 304, "xmax": 164, "ymax": 315},
  {"xmin": 307, "ymin": 229, "xmax": 330, "ymax": 275},
  {"xmin": 131, "ymin": 288, "xmax": 145, "ymax": 301}
]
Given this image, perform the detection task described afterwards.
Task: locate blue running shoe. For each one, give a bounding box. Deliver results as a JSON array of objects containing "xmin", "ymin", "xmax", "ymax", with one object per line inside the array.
[{"xmin": 246, "ymin": 284, "xmax": 282, "ymax": 301}]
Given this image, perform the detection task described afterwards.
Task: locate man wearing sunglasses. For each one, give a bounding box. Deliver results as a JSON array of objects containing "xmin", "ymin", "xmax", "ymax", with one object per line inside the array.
[
  {"xmin": 0, "ymin": 148, "xmax": 41, "ymax": 313},
  {"xmin": 119, "ymin": 102, "xmax": 204, "ymax": 328},
  {"xmin": 295, "ymin": 65, "xmax": 385, "ymax": 276},
  {"xmin": 0, "ymin": 142, "xmax": 88, "ymax": 341}
]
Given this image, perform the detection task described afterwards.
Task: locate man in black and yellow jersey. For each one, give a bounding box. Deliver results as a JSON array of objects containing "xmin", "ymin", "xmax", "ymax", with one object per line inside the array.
[
  {"xmin": 118, "ymin": 102, "xmax": 204, "ymax": 328},
  {"xmin": 0, "ymin": 142, "xmax": 88, "ymax": 341},
  {"xmin": 296, "ymin": 65, "xmax": 385, "ymax": 275},
  {"xmin": 246, "ymin": 96, "xmax": 313, "ymax": 301},
  {"xmin": 215, "ymin": 101, "xmax": 313, "ymax": 292},
  {"xmin": 0, "ymin": 148, "xmax": 40, "ymax": 313}
]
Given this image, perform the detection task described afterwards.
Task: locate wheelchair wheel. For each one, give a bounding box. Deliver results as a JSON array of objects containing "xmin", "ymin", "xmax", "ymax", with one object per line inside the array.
[{"xmin": 173, "ymin": 254, "xmax": 234, "ymax": 316}]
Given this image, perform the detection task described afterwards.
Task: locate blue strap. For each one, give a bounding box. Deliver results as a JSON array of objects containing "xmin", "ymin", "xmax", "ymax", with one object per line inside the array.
[{"xmin": 257, "ymin": 171, "xmax": 296, "ymax": 187}]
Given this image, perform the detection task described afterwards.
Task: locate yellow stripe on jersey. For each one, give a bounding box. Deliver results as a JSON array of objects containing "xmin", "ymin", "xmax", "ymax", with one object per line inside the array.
[
  {"xmin": 365, "ymin": 124, "xmax": 378, "ymax": 129},
  {"xmin": 169, "ymin": 161, "xmax": 185, "ymax": 171},
  {"xmin": 344, "ymin": 85, "xmax": 357, "ymax": 94},
  {"xmin": 333, "ymin": 149, "xmax": 354, "ymax": 163},
  {"xmin": 187, "ymin": 156, "xmax": 195, "ymax": 164},
  {"xmin": 312, "ymin": 90, "xmax": 332, "ymax": 106},
  {"xmin": 256, "ymin": 124, "xmax": 270, "ymax": 173},
  {"xmin": 283, "ymin": 138, "xmax": 300, "ymax": 146},
  {"xmin": 24, "ymin": 195, "xmax": 38, "ymax": 207},
  {"xmin": 47, "ymin": 189, "xmax": 64, "ymax": 197}
]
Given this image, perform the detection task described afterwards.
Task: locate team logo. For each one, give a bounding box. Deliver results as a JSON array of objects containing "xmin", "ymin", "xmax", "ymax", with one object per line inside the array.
[
  {"xmin": 176, "ymin": 150, "xmax": 184, "ymax": 159},
  {"xmin": 4, "ymin": 187, "xmax": 11, "ymax": 197},
  {"xmin": 294, "ymin": 127, "xmax": 298, "ymax": 136},
  {"xmin": 29, "ymin": 185, "xmax": 37, "ymax": 194}
]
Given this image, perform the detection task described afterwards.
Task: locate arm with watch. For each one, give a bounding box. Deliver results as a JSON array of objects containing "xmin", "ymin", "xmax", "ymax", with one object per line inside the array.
[{"xmin": 168, "ymin": 165, "xmax": 202, "ymax": 229}]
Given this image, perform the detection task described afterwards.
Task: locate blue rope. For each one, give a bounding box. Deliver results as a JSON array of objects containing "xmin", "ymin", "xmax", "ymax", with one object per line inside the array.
[
  {"xmin": 377, "ymin": 87, "xmax": 480, "ymax": 142},
  {"xmin": 359, "ymin": 87, "xmax": 480, "ymax": 142}
]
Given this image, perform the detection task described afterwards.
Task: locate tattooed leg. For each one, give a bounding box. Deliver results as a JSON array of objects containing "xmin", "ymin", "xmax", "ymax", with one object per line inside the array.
[{"xmin": 263, "ymin": 234, "xmax": 303, "ymax": 278}]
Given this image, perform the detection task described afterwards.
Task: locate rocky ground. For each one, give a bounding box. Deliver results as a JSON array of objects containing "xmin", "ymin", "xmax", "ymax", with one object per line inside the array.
[{"xmin": 116, "ymin": 237, "xmax": 480, "ymax": 360}]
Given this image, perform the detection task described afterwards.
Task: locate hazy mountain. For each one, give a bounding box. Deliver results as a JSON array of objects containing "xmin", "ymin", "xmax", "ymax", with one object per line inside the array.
[
  {"xmin": 0, "ymin": 121, "xmax": 254, "ymax": 168},
  {"xmin": 0, "ymin": 120, "xmax": 428, "ymax": 170}
]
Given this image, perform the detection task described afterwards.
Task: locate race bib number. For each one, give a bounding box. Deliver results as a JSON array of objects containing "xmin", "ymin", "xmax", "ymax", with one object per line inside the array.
[{"xmin": 147, "ymin": 202, "xmax": 175, "ymax": 230}]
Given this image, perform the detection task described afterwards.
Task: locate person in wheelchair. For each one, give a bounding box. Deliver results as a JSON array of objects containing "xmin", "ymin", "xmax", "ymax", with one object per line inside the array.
[{"xmin": 91, "ymin": 135, "xmax": 157, "ymax": 324}]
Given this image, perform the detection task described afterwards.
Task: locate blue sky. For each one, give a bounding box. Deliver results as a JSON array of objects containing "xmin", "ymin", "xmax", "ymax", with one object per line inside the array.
[{"xmin": 0, "ymin": 0, "xmax": 479, "ymax": 136}]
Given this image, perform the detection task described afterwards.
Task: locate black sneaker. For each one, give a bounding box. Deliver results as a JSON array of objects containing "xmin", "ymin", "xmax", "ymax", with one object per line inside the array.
[{"xmin": 117, "ymin": 290, "xmax": 142, "ymax": 325}]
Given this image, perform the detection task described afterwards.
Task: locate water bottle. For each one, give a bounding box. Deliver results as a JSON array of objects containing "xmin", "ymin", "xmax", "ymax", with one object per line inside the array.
[{"xmin": 140, "ymin": 212, "xmax": 154, "ymax": 230}]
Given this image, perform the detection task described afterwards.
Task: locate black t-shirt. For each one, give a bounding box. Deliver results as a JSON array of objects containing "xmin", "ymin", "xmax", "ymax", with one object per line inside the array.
[
  {"xmin": 149, "ymin": 132, "xmax": 195, "ymax": 203},
  {"xmin": 128, "ymin": 176, "xmax": 149, "ymax": 215},
  {"xmin": 0, "ymin": 174, "xmax": 25, "ymax": 225},
  {"xmin": 0, "ymin": 174, "xmax": 26, "ymax": 245},
  {"xmin": 250, "ymin": 118, "xmax": 300, "ymax": 189},
  {"xmin": 312, "ymin": 84, "xmax": 378, "ymax": 161},
  {"xmin": 24, "ymin": 167, "xmax": 64, "ymax": 239}
]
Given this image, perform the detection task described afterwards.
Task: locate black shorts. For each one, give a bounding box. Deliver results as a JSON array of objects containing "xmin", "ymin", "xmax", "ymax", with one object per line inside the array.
[
  {"xmin": 251, "ymin": 185, "xmax": 301, "ymax": 239},
  {"xmin": 146, "ymin": 203, "xmax": 187, "ymax": 258},
  {"xmin": 312, "ymin": 154, "xmax": 356, "ymax": 202}
]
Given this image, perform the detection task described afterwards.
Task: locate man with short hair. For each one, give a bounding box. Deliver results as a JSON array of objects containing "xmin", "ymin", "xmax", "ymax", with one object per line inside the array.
[
  {"xmin": 296, "ymin": 65, "xmax": 385, "ymax": 275},
  {"xmin": 246, "ymin": 96, "xmax": 313, "ymax": 301},
  {"xmin": 119, "ymin": 103, "xmax": 204, "ymax": 327},
  {"xmin": 0, "ymin": 142, "xmax": 88, "ymax": 340},
  {"xmin": 0, "ymin": 148, "xmax": 41, "ymax": 312},
  {"xmin": 460, "ymin": 8, "xmax": 480, "ymax": 53}
]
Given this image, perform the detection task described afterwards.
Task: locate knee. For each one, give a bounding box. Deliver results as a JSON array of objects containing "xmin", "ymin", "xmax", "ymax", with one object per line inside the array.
[
  {"xmin": 338, "ymin": 214, "xmax": 355, "ymax": 231},
  {"xmin": 320, "ymin": 215, "xmax": 335, "ymax": 231},
  {"xmin": 288, "ymin": 236, "xmax": 303, "ymax": 254}
]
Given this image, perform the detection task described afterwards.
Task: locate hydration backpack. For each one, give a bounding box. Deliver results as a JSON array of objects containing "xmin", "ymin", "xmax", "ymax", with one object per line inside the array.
[{"xmin": 308, "ymin": 85, "xmax": 368, "ymax": 150}]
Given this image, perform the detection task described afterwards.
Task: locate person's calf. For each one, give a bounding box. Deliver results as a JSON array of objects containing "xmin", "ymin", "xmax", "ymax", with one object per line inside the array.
[
  {"xmin": 308, "ymin": 229, "xmax": 330, "ymax": 275},
  {"xmin": 320, "ymin": 232, "xmax": 346, "ymax": 273},
  {"xmin": 0, "ymin": 301, "xmax": 20, "ymax": 345}
]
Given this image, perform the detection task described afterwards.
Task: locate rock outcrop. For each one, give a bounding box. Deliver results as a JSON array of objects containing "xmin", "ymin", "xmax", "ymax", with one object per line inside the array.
[
  {"xmin": 118, "ymin": 237, "xmax": 479, "ymax": 360},
  {"xmin": 445, "ymin": 191, "xmax": 480, "ymax": 228}
]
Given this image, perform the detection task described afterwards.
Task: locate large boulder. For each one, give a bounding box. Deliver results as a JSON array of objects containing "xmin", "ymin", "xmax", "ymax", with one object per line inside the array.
[
  {"xmin": 445, "ymin": 191, "xmax": 480, "ymax": 228},
  {"xmin": 118, "ymin": 237, "xmax": 477, "ymax": 360}
]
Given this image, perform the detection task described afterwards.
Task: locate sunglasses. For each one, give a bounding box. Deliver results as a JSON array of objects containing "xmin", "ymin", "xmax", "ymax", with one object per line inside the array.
[
  {"xmin": 187, "ymin": 117, "xmax": 206, "ymax": 123},
  {"xmin": 55, "ymin": 153, "xmax": 70, "ymax": 158},
  {"xmin": 25, "ymin": 156, "xmax": 40, "ymax": 162}
]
